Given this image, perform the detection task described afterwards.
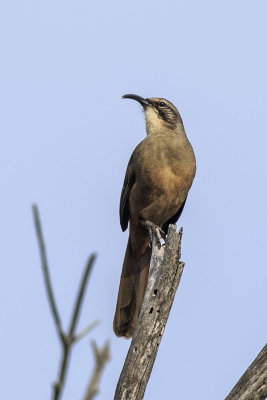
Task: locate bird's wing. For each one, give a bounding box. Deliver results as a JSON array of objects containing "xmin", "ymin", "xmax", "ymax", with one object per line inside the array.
[
  {"xmin": 119, "ymin": 161, "xmax": 135, "ymax": 232},
  {"xmin": 161, "ymin": 196, "xmax": 187, "ymax": 234}
]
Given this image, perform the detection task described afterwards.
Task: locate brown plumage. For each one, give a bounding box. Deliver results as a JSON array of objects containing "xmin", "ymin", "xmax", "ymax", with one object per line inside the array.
[{"xmin": 113, "ymin": 94, "xmax": 196, "ymax": 338}]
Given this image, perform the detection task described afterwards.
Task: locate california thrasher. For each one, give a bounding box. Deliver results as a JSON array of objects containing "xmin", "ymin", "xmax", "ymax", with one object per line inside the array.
[{"xmin": 113, "ymin": 94, "xmax": 196, "ymax": 338}]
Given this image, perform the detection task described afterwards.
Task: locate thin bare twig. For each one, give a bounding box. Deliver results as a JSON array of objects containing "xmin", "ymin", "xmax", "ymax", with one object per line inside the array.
[
  {"xmin": 32, "ymin": 204, "xmax": 97, "ymax": 400},
  {"xmin": 32, "ymin": 204, "xmax": 64, "ymax": 341},
  {"xmin": 68, "ymin": 254, "xmax": 97, "ymax": 338},
  {"xmin": 83, "ymin": 340, "xmax": 111, "ymax": 400},
  {"xmin": 73, "ymin": 320, "xmax": 100, "ymax": 344}
]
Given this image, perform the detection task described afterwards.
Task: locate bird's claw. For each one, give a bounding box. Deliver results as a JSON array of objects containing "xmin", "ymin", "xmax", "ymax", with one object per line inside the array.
[{"xmin": 140, "ymin": 219, "xmax": 165, "ymax": 249}]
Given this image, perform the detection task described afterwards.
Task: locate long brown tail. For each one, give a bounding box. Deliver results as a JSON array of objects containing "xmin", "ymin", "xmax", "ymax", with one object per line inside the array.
[{"xmin": 113, "ymin": 238, "xmax": 151, "ymax": 338}]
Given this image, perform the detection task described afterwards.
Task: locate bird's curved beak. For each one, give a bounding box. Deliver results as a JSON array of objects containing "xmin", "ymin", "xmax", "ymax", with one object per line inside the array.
[{"xmin": 122, "ymin": 94, "xmax": 151, "ymax": 107}]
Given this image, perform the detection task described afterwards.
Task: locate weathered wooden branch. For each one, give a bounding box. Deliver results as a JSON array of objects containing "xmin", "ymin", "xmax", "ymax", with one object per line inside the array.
[
  {"xmin": 114, "ymin": 224, "xmax": 184, "ymax": 400},
  {"xmin": 225, "ymin": 343, "xmax": 267, "ymax": 400},
  {"xmin": 83, "ymin": 340, "xmax": 111, "ymax": 400}
]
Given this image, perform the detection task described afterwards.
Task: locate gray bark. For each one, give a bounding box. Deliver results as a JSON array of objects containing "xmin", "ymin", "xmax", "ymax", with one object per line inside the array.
[
  {"xmin": 114, "ymin": 224, "xmax": 184, "ymax": 400},
  {"xmin": 225, "ymin": 343, "xmax": 267, "ymax": 400}
]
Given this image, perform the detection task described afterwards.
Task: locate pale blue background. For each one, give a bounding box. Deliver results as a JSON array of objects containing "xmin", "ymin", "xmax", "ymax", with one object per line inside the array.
[{"xmin": 0, "ymin": 1, "xmax": 266, "ymax": 399}]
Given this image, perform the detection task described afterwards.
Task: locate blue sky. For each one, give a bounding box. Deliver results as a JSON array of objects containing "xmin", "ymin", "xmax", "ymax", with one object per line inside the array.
[{"xmin": 0, "ymin": 1, "xmax": 266, "ymax": 399}]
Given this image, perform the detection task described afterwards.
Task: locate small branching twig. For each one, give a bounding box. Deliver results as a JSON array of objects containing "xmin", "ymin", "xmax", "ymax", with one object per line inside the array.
[
  {"xmin": 72, "ymin": 320, "xmax": 100, "ymax": 344},
  {"xmin": 53, "ymin": 254, "xmax": 97, "ymax": 400},
  {"xmin": 83, "ymin": 340, "xmax": 111, "ymax": 400},
  {"xmin": 32, "ymin": 204, "xmax": 98, "ymax": 400}
]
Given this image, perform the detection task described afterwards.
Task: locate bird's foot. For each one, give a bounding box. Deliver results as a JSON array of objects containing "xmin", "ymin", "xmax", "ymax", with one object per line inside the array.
[{"xmin": 139, "ymin": 218, "xmax": 166, "ymax": 249}]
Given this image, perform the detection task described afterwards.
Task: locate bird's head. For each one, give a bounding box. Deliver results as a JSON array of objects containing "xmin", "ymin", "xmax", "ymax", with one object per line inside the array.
[{"xmin": 122, "ymin": 94, "xmax": 183, "ymax": 136}]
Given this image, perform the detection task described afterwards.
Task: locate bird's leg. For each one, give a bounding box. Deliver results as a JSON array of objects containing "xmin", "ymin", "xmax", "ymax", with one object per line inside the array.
[{"xmin": 139, "ymin": 218, "xmax": 166, "ymax": 249}]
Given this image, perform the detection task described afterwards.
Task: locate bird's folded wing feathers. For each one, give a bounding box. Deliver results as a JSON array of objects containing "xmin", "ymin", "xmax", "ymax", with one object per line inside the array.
[{"xmin": 120, "ymin": 162, "xmax": 135, "ymax": 232}]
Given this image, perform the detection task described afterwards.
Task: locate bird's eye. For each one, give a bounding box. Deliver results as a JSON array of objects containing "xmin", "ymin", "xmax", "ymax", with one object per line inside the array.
[{"xmin": 159, "ymin": 101, "xmax": 166, "ymax": 107}]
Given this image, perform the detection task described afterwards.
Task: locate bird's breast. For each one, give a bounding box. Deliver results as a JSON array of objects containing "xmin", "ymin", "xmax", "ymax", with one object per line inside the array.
[{"xmin": 129, "ymin": 134, "xmax": 196, "ymax": 225}]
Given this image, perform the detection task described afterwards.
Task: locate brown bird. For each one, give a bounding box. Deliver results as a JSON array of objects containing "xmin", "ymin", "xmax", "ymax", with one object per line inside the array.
[{"xmin": 113, "ymin": 94, "xmax": 196, "ymax": 338}]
